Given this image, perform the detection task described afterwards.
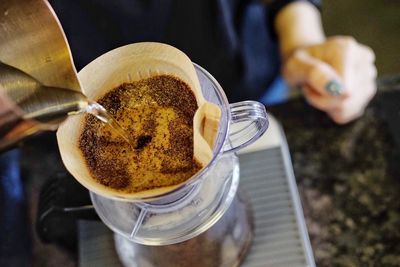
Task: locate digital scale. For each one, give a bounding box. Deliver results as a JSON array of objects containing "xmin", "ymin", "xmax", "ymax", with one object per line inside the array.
[{"xmin": 78, "ymin": 115, "xmax": 316, "ymax": 267}]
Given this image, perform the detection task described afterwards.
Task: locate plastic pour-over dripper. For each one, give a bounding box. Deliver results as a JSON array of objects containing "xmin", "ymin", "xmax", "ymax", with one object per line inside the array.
[
  {"xmin": 83, "ymin": 62, "xmax": 268, "ymax": 245},
  {"xmin": 57, "ymin": 43, "xmax": 222, "ymax": 200}
]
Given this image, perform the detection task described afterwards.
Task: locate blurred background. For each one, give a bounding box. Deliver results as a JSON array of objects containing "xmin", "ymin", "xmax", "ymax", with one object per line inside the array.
[{"xmin": 323, "ymin": 0, "xmax": 400, "ymax": 75}]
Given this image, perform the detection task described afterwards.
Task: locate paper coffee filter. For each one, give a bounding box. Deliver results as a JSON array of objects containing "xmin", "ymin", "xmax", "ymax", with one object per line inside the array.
[{"xmin": 57, "ymin": 42, "xmax": 221, "ymax": 200}]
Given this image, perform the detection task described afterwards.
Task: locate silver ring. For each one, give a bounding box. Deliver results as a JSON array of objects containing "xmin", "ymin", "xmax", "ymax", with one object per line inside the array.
[{"xmin": 325, "ymin": 81, "xmax": 343, "ymax": 96}]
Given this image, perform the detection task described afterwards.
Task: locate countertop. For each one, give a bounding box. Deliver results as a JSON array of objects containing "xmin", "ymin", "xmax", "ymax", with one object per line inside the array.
[
  {"xmin": 269, "ymin": 79, "xmax": 400, "ymax": 267},
  {"xmin": 12, "ymin": 78, "xmax": 400, "ymax": 267}
]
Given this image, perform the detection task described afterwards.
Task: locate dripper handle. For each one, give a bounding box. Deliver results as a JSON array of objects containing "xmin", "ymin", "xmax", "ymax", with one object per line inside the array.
[{"xmin": 223, "ymin": 101, "xmax": 269, "ymax": 154}]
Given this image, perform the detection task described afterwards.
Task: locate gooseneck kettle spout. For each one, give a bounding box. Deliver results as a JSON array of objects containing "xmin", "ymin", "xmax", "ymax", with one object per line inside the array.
[{"xmin": 0, "ymin": 62, "xmax": 88, "ymax": 151}]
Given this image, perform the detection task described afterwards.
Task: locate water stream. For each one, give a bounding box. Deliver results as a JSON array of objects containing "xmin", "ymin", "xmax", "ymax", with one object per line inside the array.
[{"xmin": 85, "ymin": 101, "xmax": 135, "ymax": 148}]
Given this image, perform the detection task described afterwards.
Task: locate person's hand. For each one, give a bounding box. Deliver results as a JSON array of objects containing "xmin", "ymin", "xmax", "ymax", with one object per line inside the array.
[
  {"xmin": 283, "ymin": 37, "xmax": 377, "ymax": 124},
  {"xmin": 274, "ymin": 1, "xmax": 377, "ymax": 124}
]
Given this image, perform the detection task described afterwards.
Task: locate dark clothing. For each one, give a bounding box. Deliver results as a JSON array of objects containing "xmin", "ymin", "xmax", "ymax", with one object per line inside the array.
[
  {"xmin": 49, "ymin": 0, "xmax": 318, "ymax": 101},
  {"xmin": 0, "ymin": 150, "xmax": 31, "ymax": 267},
  {"xmin": 50, "ymin": 0, "xmax": 320, "ymax": 102}
]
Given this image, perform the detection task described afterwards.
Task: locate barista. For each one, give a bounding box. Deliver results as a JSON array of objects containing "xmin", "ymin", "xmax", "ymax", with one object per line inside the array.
[{"xmin": 50, "ymin": 0, "xmax": 376, "ymax": 124}]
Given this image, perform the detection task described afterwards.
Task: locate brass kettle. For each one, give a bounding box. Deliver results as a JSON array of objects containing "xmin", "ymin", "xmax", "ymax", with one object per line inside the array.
[{"xmin": 0, "ymin": 0, "xmax": 87, "ymax": 151}]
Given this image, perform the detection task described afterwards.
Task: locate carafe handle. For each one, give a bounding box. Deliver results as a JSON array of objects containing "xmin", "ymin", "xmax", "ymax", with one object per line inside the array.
[{"xmin": 223, "ymin": 101, "xmax": 269, "ymax": 153}]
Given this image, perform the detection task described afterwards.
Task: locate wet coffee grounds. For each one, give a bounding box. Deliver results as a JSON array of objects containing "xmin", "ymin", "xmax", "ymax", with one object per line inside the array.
[{"xmin": 79, "ymin": 75, "xmax": 202, "ymax": 193}]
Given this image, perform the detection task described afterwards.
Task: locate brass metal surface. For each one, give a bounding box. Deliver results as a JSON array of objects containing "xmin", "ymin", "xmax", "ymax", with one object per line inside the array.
[
  {"xmin": 0, "ymin": 0, "xmax": 80, "ymax": 90},
  {"xmin": 0, "ymin": 0, "xmax": 85, "ymax": 151}
]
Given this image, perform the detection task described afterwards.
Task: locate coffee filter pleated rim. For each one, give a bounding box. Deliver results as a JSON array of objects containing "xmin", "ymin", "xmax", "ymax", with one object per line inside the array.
[{"xmin": 56, "ymin": 42, "xmax": 221, "ymax": 200}]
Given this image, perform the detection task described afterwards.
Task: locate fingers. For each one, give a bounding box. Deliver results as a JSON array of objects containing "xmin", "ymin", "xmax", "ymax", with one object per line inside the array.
[
  {"xmin": 357, "ymin": 43, "xmax": 375, "ymax": 63},
  {"xmin": 363, "ymin": 64, "xmax": 378, "ymax": 80},
  {"xmin": 328, "ymin": 106, "xmax": 364, "ymax": 124},
  {"xmin": 327, "ymin": 83, "xmax": 376, "ymax": 124},
  {"xmin": 321, "ymin": 37, "xmax": 377, "ymax": 88},
  {"xmin": 303, "ymin": 79, "xmax": 376, "ymax": 124},
  {"xmin": 283, "ymin": 36, "xmax": 378, "ymax": 124},
  {"xmin": 284, "ymin": 50, "xmax": 346, "ymax": 97},
  {"xmin": 355, "ymin": 67, "xmax": 377, "ymax": 100},
  {"xmin": 302, "ymin": 85, "xmax": 342, "ymax": 111}
]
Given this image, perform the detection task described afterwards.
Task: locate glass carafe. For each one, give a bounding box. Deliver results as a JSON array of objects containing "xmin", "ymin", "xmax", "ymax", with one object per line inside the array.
[{"xmin": 90, "ymin": 64, "xmax": 268, "ymax": 267}]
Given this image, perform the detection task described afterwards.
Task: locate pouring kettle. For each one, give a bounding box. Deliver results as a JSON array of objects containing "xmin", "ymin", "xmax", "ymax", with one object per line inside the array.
[{"xmin": 0, "ymin": 0, "xmax": 87, "ymax": 151}]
